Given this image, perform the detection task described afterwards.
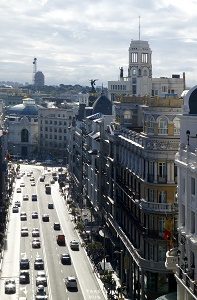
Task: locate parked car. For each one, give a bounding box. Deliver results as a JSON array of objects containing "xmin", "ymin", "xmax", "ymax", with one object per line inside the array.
[
  {"xmin": 15, "ymin": 200, "xmax": 21, "ymax": 207},
  {"xmin": 23, "ymin": 194, "xmax": 29, "ymax": 201},
  {"xmin": 5, "ymin": 279, "xmax": 16, "ymax": 294},
  {"xmin": 32, "ymin": 212, "xmax": 38, "ymax": 219},
  {"xmin": 32, "ymin": 194, "xmax": 37, "ymax": 201},
  {"xmin": 17, "ymin": 188, "xmax": 21, "ymax": 193},
  {"xmin": 35, "ymin": 285, "xmax": 48, "ymax": 299},
  {"xmin": 48, "ymin": 203, "xmax": 54, "ymax": 209},
  {"xmin": 20, "ymin": 182, "xmax": 25, "ymax": 187},
  {"xmin": 20, "ymin": 212, "xmax": 27, "ymax": 221}
]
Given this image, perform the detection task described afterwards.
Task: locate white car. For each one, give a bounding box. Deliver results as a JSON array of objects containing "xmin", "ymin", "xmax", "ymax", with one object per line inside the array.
[
  {"xmin": 15, "ymin": 200, "xmax": 21, "ymax": 207},
  {"xmin": 12, "ymin": 206, "xmax": 19, "ymax": 213},
  {"xmin": 65, "ymin": 276, "xmax": 77, "ymax": 289},
  {"xmin": 5, "ymin": 279, "xmax": 16, "ymax": 294},
  {"xmin": 32, "ymin": 212, "xmax": 38, "ymax": 219},
  {"xmin": 70, "ymin": 240, "xmax": 79, "ymax": 250},
  {"xmin": 31, "ymin": 181, "xmax": 36, "ymax": 186},
  {"xmin": 32, "ymin": 239, "xmax": 41, "ymax": 248},
  {"xmin": 17, "ymin": 188, "xmax": 22, "ymax": 193},
  {"xmin": 20, "ymin": 212, "xmax": 27, "ymax": 221},
  {"xmin": 36, "ymin": 271, "xmax": 47, "ymax": 287},
  {"xmin": 20, "ymin": 182, "xmax": 25, "ymax": 187}
]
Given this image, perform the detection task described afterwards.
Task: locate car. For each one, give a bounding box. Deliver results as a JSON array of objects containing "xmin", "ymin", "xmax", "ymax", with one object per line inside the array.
[
  {"xmin": 65, "ymin": 276, "xmax": 78, "ymax": 290},
  {"xmin": 17, "ymin": 188, "xmax": 21, "ymax": 193},
  {"xmin": 48, "ymin": 203, "xmax": 54, "ymax": 209},
  {"xmin": 53, "ymin": 222, "xmax": 61, "ymax": 230},
  {"xmin": 32, "ymin": 194, "xmax": 37, "ymax": 201},
  {"xmin": 15, "ymin": 200, "xmax": 21, "ymax": 207},
  {"xmin": 23, "ymin": 194, "xmax": 29, "ymax": 201},
  {"xmin": 35, "ymin": 285, "xmax": 48, "ymax": 300},
  {"xmin": 70, "ymin": 240, "xmax": 79, "ymax": 251},
  {"xmin": 36, "ymin": 271, "xmax": 47, "ymax": 287},
  {"xmin": 32, "ymin": 212, "xmax": 38, "ymax": 219},
  {"xmin": 42, "ymin": 214, "xmax": 49, "ymax": 222},
  {"xmin": 20, "ymin": 258, "xmax": 30, "ymax": 270},
  {"xmin": 61, "ymin": 253, "xmax": 71, "ymax": 265},
  {"xmin": 5, "ymin": 279, "xmax": 16, "ymax": 294},
  {"xmin": 20, "ymin": 182, "xmax": 25, "ymax": 187},
  {"xmin": 50, "ymin": 179, "xmax": 55, "ymax": 184},
  {"xmin": 40, "ymin": 176, "xmax": 45, "ymax": 182},
  {"xmin": 32, "ymin": 239, "xmax": 41, "ymax": 248},
  {"xmin": 36, "ymin": 162, "xmax": 42, "ymax": 166},
  {"xmin": 31, "ymin": 181, "xmax": 36, "ymax": 186},
  {"xmin": 30, "ymin": 177, "xmax": 35, "ymax": 181},
  {"xmin": 12, "ymin": 206, "xmax": 19, "ymax": 213},
  {"xmin": 32, "ymin": 228, "xmax": 40, "ymax": 237},
  {"xmin": 27, "ymin": 172, "xmax": 31, "ymax": 177},
  {"xmin": 34, "ymin": 257, "xmax": 44, "ymax": 270},
  {"xmin": 17, "ymin": 175, "xmax": 21, "ymax": 179},
  {"xmin": 20, "ymin": 212, "xmax": 27, "ymax": 221},
  {"xmin": 21, "ymin": 227, "xmax": 28, "ymax": 237},
  {"xmin": 19, "ymin": 271, "xmax": 30, "ymax": 284}
]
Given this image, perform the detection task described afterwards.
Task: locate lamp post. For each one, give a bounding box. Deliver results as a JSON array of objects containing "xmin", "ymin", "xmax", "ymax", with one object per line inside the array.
[{"xmin": 114, "ymin": 250, "xmax": 124, "ymax": 299}]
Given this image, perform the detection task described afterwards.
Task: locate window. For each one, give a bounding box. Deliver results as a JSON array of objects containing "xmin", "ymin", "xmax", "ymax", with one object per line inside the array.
[
  {"xmin": 131, "ymin": 52, "xmax": 138, "ymax": 63},
  {"xmin": 49, "ymin": 128, "xmax": 52, "ymax": 132},
  {"xmin": 182, "ymin": 205, "xmax": 185, "ymax": 226},
  {"xmin": 124, "ymin": 110, "xmax": 132, "ymax": 119},
  {"xmin": 148, "ymin": 116, "xmax": 154, "ymax": 133},
  {"xmin": 191, "ymin": 177, "xmax": 195, "ymax": 195},
  {"xmin": 159, "ymin": 217, "xmax": 165, "ymax": 235},
  {"xmin": 64, "ymin": 129, "xmax": 67, "ymax": 133},
  {"xmin": 54, "ymin": 121, "xmax": 57, "ymax": 125},
  {"xmin": 54, "ymin": 135, "xmax": 57, "ymax": 139},
  {"xmin": 59, "ymin": 136, "xmax": 62, "ymax": 140},
  {"xmin": 158, "ymin": 117, "xmax": 168, "ymax": 134},
  {"xmin": 64, "ymin": 121, "xmax": 67, "ymax": 126},
  {"xmin": 45, "ymin": 127, "xmax": 48, "ymax": 131},
  {"xmin": 54, "ymin": 128, "xmax": 57, "ymax": 133},
  {"xmin": 21, "ymin": 129, "xmax": 29, "ymax": 143},
  {"xmin": 59, "ymin": 121, "xmax": 62, "ymax": 125},
  {"xmin": 141, "ymin": 53, "xmax": 148, "ymax": 63},
  {"xmin": 173, "ymin": 117, "xmax": 180, "ymax": 135},
  {"xmin": 159, "ymin": 191, "xmax": 167, "ymax": 203},
  {"xmin": 191, "ymin": 211, "xmax": 195, "ymax": 234},
  {"xmin": 132, "ymin": 85, "xmax": 137, "ymax": 95},
  {"xmin": 45, "ymin": 134, "xmax": 48, "ymax": 138},
  {"xmin": 59, "ymin": 128, "xmax": 62, "ymax": 133},
  {"xmin": 45, "ymin": 120, "xmax": 48, "ymax": 124},
  {"xmin": 158, "ymin": 162, "xmax": 166, "ymax": 177},
  {"xmin": 58, "ymin": 114, "xmax": 60, "ymax": 117},
  {"xmin": 50, "ymin": 120, "xmax": 52, "ymax": 124},
  {"xmin": 162, "ymin": 86, "xmax": 167, "ymax": 93},
  {"xmin": 149, "ymin": 189, "xmax": 154, "ymax": 202}
]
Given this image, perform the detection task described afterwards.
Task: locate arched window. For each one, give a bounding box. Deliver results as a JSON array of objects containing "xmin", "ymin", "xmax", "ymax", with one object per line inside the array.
[
  {"xmin": 173, "ymin": 117, "xmax": 180, "ymax": 135},
  {"xmin": 158, "ymin": 117, "xmax": 168, "ymax": 134},
  {"xmin": 143, "ymin": 69, "xmax": 148, "ymax": 76},
  {"xmin": 21, "ymin": 129, "xmax": 29, "ymax": 143},
  {"xmin": 147, "ymin": 116, "xmax": 154, "ymax": 133}
]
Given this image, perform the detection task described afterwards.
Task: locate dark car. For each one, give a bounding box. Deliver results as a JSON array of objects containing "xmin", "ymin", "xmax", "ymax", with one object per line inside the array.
[
  {"xmin": 42, "ymin": 214, "xmax": 49, "ymax": 222},
  {"xmin": 34, "ymin": 257, "xmax": 44, "ymax": 270},
  {"xmin": 20, "ymin": 258, "xmax": 30, "ymax": 270},
  {"xmin": 53, "ymin": 223, "xmax": 61, "ymax": 230},
  {"xmin": 48, "ymin": 203, "xmax": 54, "ymax": 209},
  {"xmin": 19, "ymin": 271, "xmax": 30, "ymax": 284},
  {"xmin": 61, "ymin": 253, "xmax": 71, "ymax": 265}
]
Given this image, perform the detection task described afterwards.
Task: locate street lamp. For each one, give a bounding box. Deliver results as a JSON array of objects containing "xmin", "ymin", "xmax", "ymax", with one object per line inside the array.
[{"xmin": 114, "ymin": 250, "xmax": 124, "ymax": 299}]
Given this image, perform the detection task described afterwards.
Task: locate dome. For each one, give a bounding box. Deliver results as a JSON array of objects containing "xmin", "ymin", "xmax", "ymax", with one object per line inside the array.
[
  {"xmin": 92, "ymin": 92, "xmax": 112, "ymax": 115},
  {"xmin": 7, "ymin": 97, "xmax": 43, "ymax": 116}
]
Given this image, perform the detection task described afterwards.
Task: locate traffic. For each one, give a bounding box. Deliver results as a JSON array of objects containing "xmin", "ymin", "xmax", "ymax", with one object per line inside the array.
[{"xmin": 0, "ymin": 164, "xmax": 106, "ymax": 300}]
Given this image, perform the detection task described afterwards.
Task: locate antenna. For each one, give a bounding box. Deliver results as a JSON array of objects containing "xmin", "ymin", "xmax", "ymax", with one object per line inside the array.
[
  {"xmin": 139, "ymin": 16, "xmax": 141, "ymax": 41},
  {"xmin": 32, "ymin": 57, "xmax": 37, "ymax": 85}
]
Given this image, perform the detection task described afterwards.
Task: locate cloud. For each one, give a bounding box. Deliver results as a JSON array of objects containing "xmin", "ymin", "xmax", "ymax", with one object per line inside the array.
[{"xmin": 0, "ymin": 0, "xmax": 197, "ymax": 87}]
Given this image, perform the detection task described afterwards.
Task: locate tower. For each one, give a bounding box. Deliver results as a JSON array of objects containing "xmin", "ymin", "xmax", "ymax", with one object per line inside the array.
[{"xmin": 32, "ymin": 58, "xmax": 37, "ymax": 85}]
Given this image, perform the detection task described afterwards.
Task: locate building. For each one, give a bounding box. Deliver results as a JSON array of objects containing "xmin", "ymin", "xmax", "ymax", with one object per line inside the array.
[
  {"xmin": 38, "ymin": 106, "xmax": 75, "ymax": 161},
  {"xmin": 108, "ymin": 39, "xmax": 185, "ymax": 101},
  {"xmin": 5, "ymin": 97, "xmax": 42, "ymax": 159},
  {"xmin": 34, "ymin": 71, "xmax": 45, "ymax": 87},
  {"xmin": 165, "ymin": 85, "xmax": 197, "ymax": 300}
]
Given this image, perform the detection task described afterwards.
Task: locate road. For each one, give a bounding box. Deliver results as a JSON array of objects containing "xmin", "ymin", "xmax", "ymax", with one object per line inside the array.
[{"xmin": 0, "ymin": 164, "xmax": 106, "ymax": 300}]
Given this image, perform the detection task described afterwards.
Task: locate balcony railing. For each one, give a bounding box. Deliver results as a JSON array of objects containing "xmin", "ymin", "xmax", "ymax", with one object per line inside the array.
[
  {"xmin": 157, "ymin": 176, "xmax": 167, "ymax": 183},
  {"xmin": 176, "ymin": 265, "xmax": 197, "ymax": 297},
  {"xmin": 140, "ymin": 199, "xmax": 178, "ymax": 213}
]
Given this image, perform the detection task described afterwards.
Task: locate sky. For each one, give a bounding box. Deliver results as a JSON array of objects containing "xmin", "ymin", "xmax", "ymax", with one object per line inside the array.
[{"xmin": 0, "ymin": 0, "xmax": 197, "ymax": 87}]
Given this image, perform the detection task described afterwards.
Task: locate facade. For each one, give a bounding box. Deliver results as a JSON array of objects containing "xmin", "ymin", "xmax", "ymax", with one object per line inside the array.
[
  {"xmin": 38, "ymin": 106, "xmax": 75, "ymax": 161},
  {"xmin": 108, "ymin": 40, "xmax": 185, "ymax": 101},
  {"xmin": 166, "ymin": 85, "xmax": 197, "ymax": 300},
  {"xmin": 5, "ymin": 98, "xmax": 42, "ymax": 158}
]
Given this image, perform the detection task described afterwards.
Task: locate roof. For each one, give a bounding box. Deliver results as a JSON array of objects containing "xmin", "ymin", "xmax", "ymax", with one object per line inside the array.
[
  {"xmin": 7, "ymin": 97, "xmax": 43, "ymax": 116},
  {"xmin": 92, "ymin": 92, "xmax": 112, "ymax": 115}
]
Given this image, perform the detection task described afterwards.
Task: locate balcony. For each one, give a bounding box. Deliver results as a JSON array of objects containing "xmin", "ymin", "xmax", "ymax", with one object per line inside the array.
[
  {"xmin": 165, "ymin": 248, "xmax": 178, "ymax": 271},
  {"xmin": 157, "ymin": 176, "xmax": 167, "ymax": 184},
  {"xmin": 140, "ymin": 199, "xmax": 178, "ymax": 213},
  {"xmin": 176, "ymin": 265, "xmax": 197, "ymax": 297}
]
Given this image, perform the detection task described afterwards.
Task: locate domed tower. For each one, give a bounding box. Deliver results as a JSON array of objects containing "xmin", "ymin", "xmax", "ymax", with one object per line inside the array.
[
  {"xmin": 128, "ymin": 40, "xmax": 152, "ymax": 96},
  {"xmin": 34, "ymin": 71, "xmax": 45, "ymax": 87}
]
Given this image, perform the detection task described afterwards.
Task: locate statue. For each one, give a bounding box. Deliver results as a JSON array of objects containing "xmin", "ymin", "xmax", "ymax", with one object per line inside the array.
[
  {"xmin": 90, "ymin": 79, "xmax": 98, "ymax": 93},
  {"xmin": 120, "ymin": 67, "xmax": 123, "ymax": 78}
]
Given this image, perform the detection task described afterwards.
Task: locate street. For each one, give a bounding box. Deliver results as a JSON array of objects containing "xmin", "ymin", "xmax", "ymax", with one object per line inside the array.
[{"xmin": 0, "ymin": 164, "xmax": 106, "ymax": 300}]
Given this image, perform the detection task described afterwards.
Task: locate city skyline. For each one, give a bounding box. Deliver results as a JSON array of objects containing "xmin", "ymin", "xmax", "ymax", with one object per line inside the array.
[{"xmin": 0, "ymin": 0, "xmax": 197, "ymax": 87}]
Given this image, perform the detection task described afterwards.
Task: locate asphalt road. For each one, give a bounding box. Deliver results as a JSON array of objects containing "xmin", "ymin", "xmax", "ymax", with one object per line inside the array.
[{"xmin": 0, "ymin": 165, "xmax": 106, "ymax": 300}]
